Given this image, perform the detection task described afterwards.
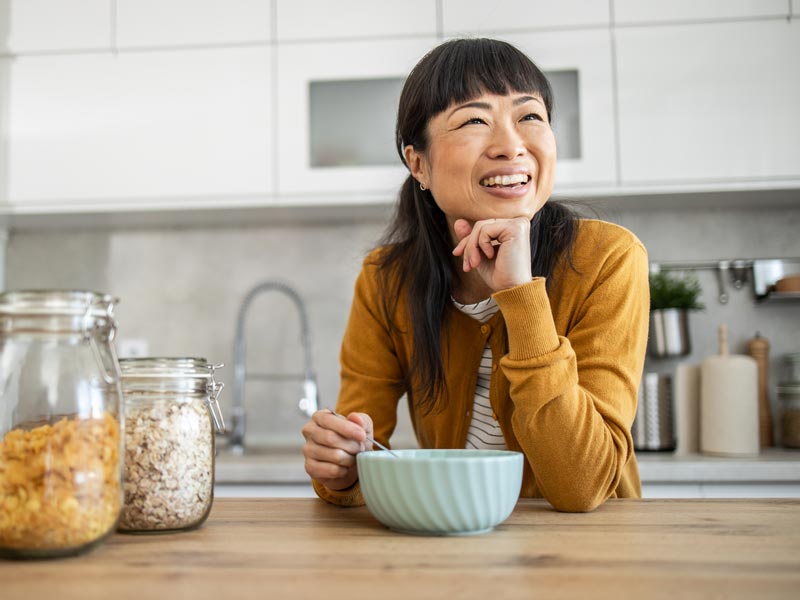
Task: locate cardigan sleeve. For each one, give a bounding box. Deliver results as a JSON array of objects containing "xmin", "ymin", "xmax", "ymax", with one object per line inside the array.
[
  {"xmin": 492, "ymin": 240, "xmax": 649, "ymax": 512},
  {"xmin": 312, "ymin": 258, "xmax": 406, "ymax": 507}
]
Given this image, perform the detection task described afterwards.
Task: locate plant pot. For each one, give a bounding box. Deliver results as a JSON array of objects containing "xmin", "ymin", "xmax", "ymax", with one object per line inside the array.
[{"xmin": 648, "ymin": 308, "xmax": 691, "ymax": 358}]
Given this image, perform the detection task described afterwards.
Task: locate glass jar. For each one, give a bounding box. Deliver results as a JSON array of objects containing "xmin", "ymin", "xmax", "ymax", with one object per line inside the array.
[
  {"xmin": 783, "ymin": 354, "xmax": 800, "ymax": 383},
  {"xmin": 118, "ymin": 357, "xmax": 224, "ymax": 533},
  {"xmin": 0, "ymin": 290, "xmax": 123, "ymax": 559},
  {"xmin": 777, "ymin": 383, "xmax": 800, "ymax": 449}
]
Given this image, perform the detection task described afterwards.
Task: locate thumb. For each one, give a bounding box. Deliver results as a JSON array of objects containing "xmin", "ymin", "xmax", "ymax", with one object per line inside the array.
[{"xmin": 453, "ymin": 218, "xmax": 473, "ymax": 241}]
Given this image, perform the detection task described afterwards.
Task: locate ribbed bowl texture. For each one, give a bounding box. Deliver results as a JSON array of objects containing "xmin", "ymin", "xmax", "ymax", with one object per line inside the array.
[{"xmin": 357, "ymin": 449, "xmax": 523, "ymax": 536}]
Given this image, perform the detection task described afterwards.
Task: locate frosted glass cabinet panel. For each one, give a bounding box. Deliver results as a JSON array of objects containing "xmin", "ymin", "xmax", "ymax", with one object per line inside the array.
[
  {"xmin": 0, "ymin": 0, "xmax": 110, "ymax": 53},
  {"xmin": 615, "ymin": 20, "xmax": 800, "ymax": 184},
  {"xmin": 8, "ymin": 47, "xmax": 272, "ymax": 204},
  {"xmin": 309, "ymin": 78, "xmax": 404, "ymax": 168},
  {"xmin": 500, "ymin": 29, "xmax": 617, "ymax": 189},
  {"xmin": 277, "ymin": 38, "xmax": 435, "ymax": 199}
]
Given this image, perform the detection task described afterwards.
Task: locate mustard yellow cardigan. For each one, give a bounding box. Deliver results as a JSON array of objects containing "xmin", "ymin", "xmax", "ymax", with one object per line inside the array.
[{"xmin": 313, "ymin": 219, "xmax": 649, "ymax": 512}]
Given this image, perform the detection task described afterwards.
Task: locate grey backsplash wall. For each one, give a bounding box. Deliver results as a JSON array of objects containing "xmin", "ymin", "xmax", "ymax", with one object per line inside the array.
[{"xmin": 6, "ymin": 204, "xmax": 800, "ymax": 448}]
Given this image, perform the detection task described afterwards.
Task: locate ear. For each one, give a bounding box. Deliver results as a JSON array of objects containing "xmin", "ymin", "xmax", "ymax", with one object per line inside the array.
[{"xmin": 403, "ymin": 144, "xmax": 430, "ymax": 189}]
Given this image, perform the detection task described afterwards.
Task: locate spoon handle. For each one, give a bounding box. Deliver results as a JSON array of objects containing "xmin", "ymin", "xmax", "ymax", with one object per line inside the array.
[{"xmin": 327, "ymin": 409, "xmax": 399, "ymax": 458}]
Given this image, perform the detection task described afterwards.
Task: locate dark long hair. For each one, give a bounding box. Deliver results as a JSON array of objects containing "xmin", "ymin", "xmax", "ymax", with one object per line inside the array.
[{"xmin": 375, "ymin": 38, "xmax": 578, "ymax": 412}]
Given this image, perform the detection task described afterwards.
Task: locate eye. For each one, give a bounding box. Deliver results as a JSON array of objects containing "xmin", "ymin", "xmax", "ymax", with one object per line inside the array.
[
  {"xmin": 521, "ymin": 112, "xmax": 544, "ymax": 122},
  {"xmin": 460, "ymin": 117, "xmax": 487, "ymax": 127}
]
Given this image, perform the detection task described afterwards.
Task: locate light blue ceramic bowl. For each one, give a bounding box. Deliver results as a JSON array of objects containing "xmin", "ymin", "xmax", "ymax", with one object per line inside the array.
[{"xmin": 357, "ymin": 449, "xmax": 523, "ymax": 536}]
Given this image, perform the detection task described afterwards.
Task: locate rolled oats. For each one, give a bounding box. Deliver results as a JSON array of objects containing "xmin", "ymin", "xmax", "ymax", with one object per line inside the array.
[{"xmin": 119, "ymin": 395, "xmax": 214, "ymax": 531}]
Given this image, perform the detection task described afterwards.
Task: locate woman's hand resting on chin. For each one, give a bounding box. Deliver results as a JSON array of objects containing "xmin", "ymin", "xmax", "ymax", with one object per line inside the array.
[{"xmin": 451, "ymin": 216, "xmax": 533, "ymax": 292}]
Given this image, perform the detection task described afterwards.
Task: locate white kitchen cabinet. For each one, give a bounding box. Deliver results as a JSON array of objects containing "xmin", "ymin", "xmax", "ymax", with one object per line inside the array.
[
  {"xmin": 499, "ymin": 29, "xmax": 618, "ymax": 189},
  {"xmin": 615, "ymin": 20, "xmax": 800, "ymax": 186},
  {"xmin": 276, "ymin": 37, "xmax": 434, "ymax": 200},
  {"xmin": 442, "ymin": 0, "xmax": 609, "ymax": 35},
  {"xmin": 0, "ymin": 0, "xmax": 110, "ymax": 54},
  {"xmin": 116, "ymin": 0, "xmax": 271, "ymax": 48},
  {"xmin": 276, "ymin": 0, "xmax": 437, "ymax": 41},
  {"xmin": 8, "ymin": 47, "xmax": 272, "ymax": 205},
  {"xmin": 614, "ymin": 0, "xmax": 789, "ymax": 24}
]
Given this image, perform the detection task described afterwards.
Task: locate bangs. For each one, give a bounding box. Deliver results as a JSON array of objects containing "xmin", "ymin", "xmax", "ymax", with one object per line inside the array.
[{"xmin": 421, "ymin": 39, "xmax": 553, "ymax": 120}]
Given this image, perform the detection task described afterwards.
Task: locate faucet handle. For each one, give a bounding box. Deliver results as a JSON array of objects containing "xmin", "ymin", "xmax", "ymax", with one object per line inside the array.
[{"xmin": 299, "ymin": 378, "xmax": 318, "ymax": 418}]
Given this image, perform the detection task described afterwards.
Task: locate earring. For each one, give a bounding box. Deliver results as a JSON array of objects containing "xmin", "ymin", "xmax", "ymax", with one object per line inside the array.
[{"xmin": 419, "ymin": 182, "xmax": 427, "ymax": 191}]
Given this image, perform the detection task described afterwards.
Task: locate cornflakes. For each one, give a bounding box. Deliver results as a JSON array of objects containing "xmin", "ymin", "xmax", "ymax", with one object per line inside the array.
[{"xmin": 0, "ymin": 413, "xmax": 121, "ymax": 552}]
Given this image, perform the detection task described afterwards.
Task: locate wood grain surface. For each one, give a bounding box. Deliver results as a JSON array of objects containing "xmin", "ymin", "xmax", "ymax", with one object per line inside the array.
[{"xmin": 2, "ymin": 498, "xmax": 799, "ymax": 599}]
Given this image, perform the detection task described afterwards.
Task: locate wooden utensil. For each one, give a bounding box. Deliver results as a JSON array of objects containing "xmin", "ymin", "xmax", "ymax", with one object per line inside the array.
[{"xmin": 746, "ymin": 332, "xmax": 773, "ymax": 447}]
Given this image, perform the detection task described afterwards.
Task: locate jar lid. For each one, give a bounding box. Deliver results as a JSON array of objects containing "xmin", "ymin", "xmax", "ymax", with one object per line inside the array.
[
  {"xmin": 0, "ymin": 290, "xmax": 117, "ymax": 319},
  {"xmin": 120, "ymin": 357, "xmax": 225, "ymax": 433},
  {"xmin": 120, "ymin": 357, "xmax": 214, "ymax": 379}
]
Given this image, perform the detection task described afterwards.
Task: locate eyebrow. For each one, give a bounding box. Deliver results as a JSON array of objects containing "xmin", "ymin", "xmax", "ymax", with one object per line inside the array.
[{"xmin": 448, "ymin": 95, "xmax": 544, "ymax": 117}]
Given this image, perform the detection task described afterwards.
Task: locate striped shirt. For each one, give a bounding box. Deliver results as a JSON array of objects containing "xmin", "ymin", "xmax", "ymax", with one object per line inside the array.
[{"xmin": 451, "ymin": 297, "xmax": 507, "ymax": 450}]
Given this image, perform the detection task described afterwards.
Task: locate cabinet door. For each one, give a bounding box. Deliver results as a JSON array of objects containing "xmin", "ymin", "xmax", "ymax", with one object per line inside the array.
[
  {"xmin": 276, "ymin": 0, "xmax": 437, "ymax": 41},
  {"xmin": 616, "ymin": 20, "xmax": 800, "ymax": 185},
  {"xmin": 276, "ymin": 38, "xmax": 435, "ymax": 199},
  {"xmin": 614, "ymin": 0, "xmax": 788, "ymax": 24},
  {"xmin": 1, "ymin": 0, "xmax": 110, "ymax": 53},
  {"xmin": 442, "ymin": 0, "xmax": 609, "ymax": 34},
  {"xmin": 500, "ymin": 29, "xmax": 618, "ymax": 189},
  {"xmin": 8, "ymin": 47, "xmax": 272, "ymax": 205},
  {"xmin": 116, "ymin": 0, "xmax": 272, "ymax": 48}
]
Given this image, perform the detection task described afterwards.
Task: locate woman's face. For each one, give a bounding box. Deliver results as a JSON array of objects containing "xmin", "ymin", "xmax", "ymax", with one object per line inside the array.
[{"xmin": 405, "ymin": 91, "xmax": 556, "ymax": 231}]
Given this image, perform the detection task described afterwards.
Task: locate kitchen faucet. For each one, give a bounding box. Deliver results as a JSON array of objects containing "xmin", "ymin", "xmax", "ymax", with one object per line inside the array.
[{"xmin": 228, "ymin": 281, "xmax": 318, "ymax": 455}]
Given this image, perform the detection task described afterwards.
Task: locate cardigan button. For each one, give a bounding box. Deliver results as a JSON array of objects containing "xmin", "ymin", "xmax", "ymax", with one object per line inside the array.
[
  {"xmin": 480, "ymin": 324, "xmax": 490, "ymax": 334},
  {"xmin": 491, "ymin": 363, "xmax": 497, "ymax": 372}
]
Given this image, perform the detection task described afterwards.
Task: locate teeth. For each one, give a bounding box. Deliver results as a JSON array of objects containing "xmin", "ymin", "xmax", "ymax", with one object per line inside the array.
[{"xmin": 480, "ymin": 174, "xmax": 529, "ymax": 187}]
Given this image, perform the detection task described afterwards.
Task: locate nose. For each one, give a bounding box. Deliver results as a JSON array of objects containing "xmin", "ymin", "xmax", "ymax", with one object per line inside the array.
[{"xmin": 486, "ymin": 122, "xmax": 526, "ymax": 160}]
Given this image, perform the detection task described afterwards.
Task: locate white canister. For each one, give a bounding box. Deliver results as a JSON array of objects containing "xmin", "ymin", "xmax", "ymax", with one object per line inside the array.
[{"xmin": 700, "ymin": 325, "xmax": 759, "ymax": 457}]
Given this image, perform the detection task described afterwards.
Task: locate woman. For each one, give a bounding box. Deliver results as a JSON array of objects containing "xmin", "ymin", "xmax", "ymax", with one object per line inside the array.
[{"xmin": 301, "ymin": 38, "xmax": 649, "ymax": 512}]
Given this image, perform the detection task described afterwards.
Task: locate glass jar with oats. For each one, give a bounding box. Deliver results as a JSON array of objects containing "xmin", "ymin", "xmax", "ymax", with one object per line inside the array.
[
  {"xmin": 117, "ymin": 358, "xmax": 224, "ymax": 533},
  {"xmin": 0, "ymin": 291, "xmax": 124, "ymax": 559}
]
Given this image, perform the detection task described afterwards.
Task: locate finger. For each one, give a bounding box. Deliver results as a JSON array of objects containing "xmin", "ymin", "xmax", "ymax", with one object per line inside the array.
[
  {"xmin": 304, "ymin": 457, "xmax": 350, "ymax": 481},
  {"xmin": 305, "ymin": 441, "xmax": 358, "ymax": 468},
  {"xmin": 347, "ymin": 412, "xmax": 374, "ymax": 439},
  {"xmin": 478, "ymin": 226, "xmax": 497, "ymax": 260},
  {"xmin": 314, "ymin": 409, "xmax": 367, "ymax": 443},
  {"xmin": 307, "ymin": 420, "xmax": 364, "ymax": 454},
  {"xmin": 452, "ymin": 235, "xmax": 469, "ymax": 257}
]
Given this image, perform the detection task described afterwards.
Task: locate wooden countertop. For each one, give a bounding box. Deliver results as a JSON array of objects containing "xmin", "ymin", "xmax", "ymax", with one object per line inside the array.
[{"xmin": 3, "ymin": 498, "xmax": 799, "ymax": 599}]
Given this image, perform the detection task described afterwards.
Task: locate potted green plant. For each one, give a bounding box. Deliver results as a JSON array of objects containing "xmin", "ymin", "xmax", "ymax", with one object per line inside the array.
[{"xmin": 648, "ymin": 271, "xmax": 704, "ymax": 358}]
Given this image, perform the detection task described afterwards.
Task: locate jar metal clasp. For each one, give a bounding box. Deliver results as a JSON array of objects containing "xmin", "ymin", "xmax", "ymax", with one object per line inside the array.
[{"xmin": 206, "ymin": 363, "xmax": 226, "ymax": 433}]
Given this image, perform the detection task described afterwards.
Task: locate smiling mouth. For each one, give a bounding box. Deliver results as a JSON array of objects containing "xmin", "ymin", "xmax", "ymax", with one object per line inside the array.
[{"xmin": 480, "ymin": 174, "xmax": 530, "ymax": 188}]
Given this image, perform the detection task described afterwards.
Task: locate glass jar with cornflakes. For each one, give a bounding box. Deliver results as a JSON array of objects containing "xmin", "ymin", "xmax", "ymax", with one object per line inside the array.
[
  {"xmin": 0, "ymin": 290, "xmax": 124, "ymax": 559},
  {"xmin": 118, "ymin": 358, "xmax": 224, "ymax": 533}
]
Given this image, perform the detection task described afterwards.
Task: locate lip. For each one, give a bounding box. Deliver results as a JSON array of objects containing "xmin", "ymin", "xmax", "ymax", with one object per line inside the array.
[{"xmin": 479, "ymin": 178, "xmax": 532, "ymax": 199}]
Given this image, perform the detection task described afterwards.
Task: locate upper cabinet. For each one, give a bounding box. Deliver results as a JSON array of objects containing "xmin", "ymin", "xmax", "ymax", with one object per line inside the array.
[
  {"xmin": 276, "ymin": 0, "xmax": 437, "ymax": 40},
  {"xmin": 614, "ymin": 0, "xmax": 789, "ymax": 24},
  {"xmin": 276, "ymin": 38, "xmax": 434, "ymax": 200},
  {"xmin": 500, "ymin": 30, "xmax": 618, "ymax": 190},
  {"xmin": 442, "ymin": 0, "xmax": 610, "ymax": 34},
  {"xmin": 116, "ymin": 0, "xmax": 272, "ymax": 48},
  {"xmin": 7, "ymin": 47, "xmax": 272, "ymax": 205},
  {"xmin": 615, "ymin": 20, "xmax": 800, "ymax": 186},
  {"xmin": 0, "ymin": 0, "xmax": 110, "ymax": 53}
]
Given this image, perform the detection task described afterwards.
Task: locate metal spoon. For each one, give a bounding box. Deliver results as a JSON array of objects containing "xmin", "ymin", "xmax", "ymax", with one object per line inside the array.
[{"xmin": 327, "ymin": 408, "xmax": 399, "ymax": 458}]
